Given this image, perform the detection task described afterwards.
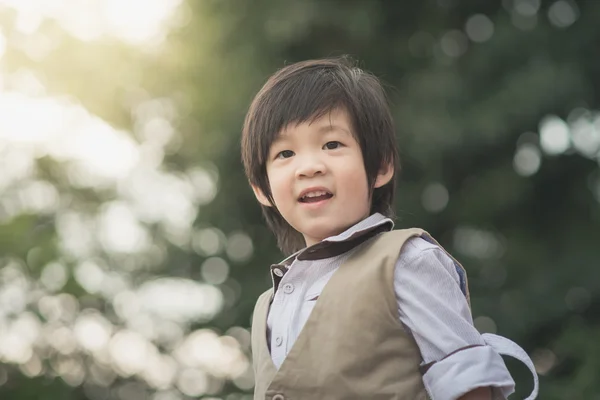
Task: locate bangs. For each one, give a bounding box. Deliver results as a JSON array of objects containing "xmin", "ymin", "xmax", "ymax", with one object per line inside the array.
[{"xmin": 253, "ymin": 69, "xmax": 357, "ymax": 168}]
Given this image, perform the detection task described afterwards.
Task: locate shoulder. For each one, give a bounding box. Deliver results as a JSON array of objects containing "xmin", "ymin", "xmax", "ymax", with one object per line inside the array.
[
  {"xmin": 398, "ymin": 235, "xmax": 443, "ymax": 262},
  {"xmin": 399, "ymin": 236, "xmax": 456, "ymax": 273},
  {"xmin": 392, "ymin": 232, "xmax": 469, "ymax": 298},
  {"xmin": 370, "ymin": 229, "xmax": 453, "ymax": 267},
  {"xmin": 396, "ymin": 232, "xmax": 461, "ymax": 282}
]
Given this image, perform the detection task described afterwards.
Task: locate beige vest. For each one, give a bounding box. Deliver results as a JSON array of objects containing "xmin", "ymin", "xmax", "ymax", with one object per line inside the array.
[{"xmin": 251, "ymin": 229, "xmax": 470, "ymax": 400}]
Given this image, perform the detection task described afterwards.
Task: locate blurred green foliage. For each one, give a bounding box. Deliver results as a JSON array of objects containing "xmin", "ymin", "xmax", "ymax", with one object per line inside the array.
[{"xmin": 0, "ymin": 0, "xmax": 599, "ymax": 399}]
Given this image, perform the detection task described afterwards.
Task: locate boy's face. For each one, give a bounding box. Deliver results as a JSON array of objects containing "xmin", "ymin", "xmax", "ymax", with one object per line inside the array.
[{"xmin": 253, "ymin": 108, "xmax": 393, "ymax": 248}]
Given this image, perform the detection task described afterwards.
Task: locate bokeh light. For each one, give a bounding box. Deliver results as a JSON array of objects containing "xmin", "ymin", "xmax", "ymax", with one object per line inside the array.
[{"xmin": 0, "ymin": 1, "xmax": 250, "ymax": 397}]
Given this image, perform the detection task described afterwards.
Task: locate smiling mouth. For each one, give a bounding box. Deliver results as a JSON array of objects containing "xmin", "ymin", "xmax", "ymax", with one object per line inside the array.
[{"xmin": 298, "ymin": 191, "xmax": 333, "ymax": 203}]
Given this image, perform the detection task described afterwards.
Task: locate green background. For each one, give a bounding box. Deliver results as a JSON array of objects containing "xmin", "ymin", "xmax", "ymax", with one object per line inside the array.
[{"xmin": 0, "ymin": 0, "xmax": 598, "ymax": 398}]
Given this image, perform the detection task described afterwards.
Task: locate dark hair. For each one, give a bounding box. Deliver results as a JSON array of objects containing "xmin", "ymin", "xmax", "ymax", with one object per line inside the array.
[{"xmin": 241, "ymin": 56, "xmax": 400, "ymax": 255}]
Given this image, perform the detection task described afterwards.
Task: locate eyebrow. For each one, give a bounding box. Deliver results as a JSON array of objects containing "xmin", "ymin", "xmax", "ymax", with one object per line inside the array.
[{"xmin": 316, "ymin": 124, "xmax": 352, "ymax": 136}]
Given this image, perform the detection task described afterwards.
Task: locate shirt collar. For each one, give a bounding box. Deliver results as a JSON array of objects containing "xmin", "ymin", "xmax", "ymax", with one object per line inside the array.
[
  {"xmin": 268, "ymin": 213, "xmax": 394, "ymax": 292},
  {"xmin": 277, "ymin": 213, "xmax": 394, "ymax": 264}
]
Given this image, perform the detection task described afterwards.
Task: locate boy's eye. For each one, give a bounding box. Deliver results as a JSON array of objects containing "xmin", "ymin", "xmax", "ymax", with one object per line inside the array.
[
  {"xmin": 276, "ymin": 150, "xmax": 294, "ymax": 159},
  {"xmin": 323, "ymin": 141, "xmax": 342, "ymax": 150}
]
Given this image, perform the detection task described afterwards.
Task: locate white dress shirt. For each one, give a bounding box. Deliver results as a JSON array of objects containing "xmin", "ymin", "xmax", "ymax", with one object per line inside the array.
[{"xmin": 265, "ymin": 213, "xmax": 538, "ymax": 400}]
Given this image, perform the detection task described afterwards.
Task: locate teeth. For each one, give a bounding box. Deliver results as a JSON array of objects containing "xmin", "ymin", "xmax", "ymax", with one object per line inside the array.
[{"xmin": 303, "ymin": 190, "xmax": 329, "ymax": 198}]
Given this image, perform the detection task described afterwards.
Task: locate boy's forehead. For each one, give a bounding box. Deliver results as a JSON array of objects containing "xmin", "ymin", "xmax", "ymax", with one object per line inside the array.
[{"xmin": 275, "ymin": 111, "xmax": 354, "ymax": 141}]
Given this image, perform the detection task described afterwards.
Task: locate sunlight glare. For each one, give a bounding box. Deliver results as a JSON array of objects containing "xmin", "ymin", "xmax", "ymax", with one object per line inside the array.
[
  {"xmin": 142, "ymin": 353, "xmax": 177, "ymax": 390},
  {"xmin": 0, "ymin": 30, "xmax": 6, "ymax": 58},
  {"xmin": 109, "ymin": 329, "xmax": 153, "ymax": 376},
  {"xmin": 74, "ymin": 311, "xmax": 113, "ymax": 352},
  {"xmin": 98, "ymin": 201, "xmax": 150, "ymax": 254},
  {"xmin": 104, "ymin": 0, "xmax": 182, "ymax": 45},
  {"xmin": 174, "ymin": 330, "xmax": 249, "ymax": 379},
  {"xmin": 136, "ymin": 278, "xmax": 223, "ymax": 323},
  {"xmin": 0, "ymin": 0, "xmax": 183, "ymax": 45}
]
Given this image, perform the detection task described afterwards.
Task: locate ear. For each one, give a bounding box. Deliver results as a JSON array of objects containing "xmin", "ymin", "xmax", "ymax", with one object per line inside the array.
[
  {"xmin": 373, "ymin": 162, "xmax": 394, "ymax": 189},
  {"xmin": 251, "ymin": 184, "xmax": 274, "ymax": 207}
]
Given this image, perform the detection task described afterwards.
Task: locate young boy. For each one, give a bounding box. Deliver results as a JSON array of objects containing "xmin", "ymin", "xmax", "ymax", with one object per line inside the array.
[{"xmin": 241, "ymin": 57, "xmax": 539, "ymax": 400}]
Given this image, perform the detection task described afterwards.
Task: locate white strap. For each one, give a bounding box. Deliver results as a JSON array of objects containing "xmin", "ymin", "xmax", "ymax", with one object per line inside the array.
[{"xmin": 482, "ymin": 333, "xmax": 539, "ymax": 400}]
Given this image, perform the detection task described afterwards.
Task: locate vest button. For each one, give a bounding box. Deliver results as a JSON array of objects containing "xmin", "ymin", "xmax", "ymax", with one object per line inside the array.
[
  {"xmin": 273, "ymin": 268, "xmax": 284, "ymax": 277},
  {"xmin": 273, "ymin": 395, "xmax": 285, "ymax": 400},
  {"xmin": 275, "ymin": 336, "xmax": 283, "ymax": 346},
  {"xmin": 283, "ymin": 283, "xmax": 294, "ymax": 294}
]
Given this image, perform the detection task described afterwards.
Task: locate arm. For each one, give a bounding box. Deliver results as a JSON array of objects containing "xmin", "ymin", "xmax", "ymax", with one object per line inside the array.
[{"xmin": 394, "ymin": 237, "xmax": 514, "ymax": 400}]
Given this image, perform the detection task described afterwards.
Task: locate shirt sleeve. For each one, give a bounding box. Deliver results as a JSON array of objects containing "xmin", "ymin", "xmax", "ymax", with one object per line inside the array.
[{"xmin": 394, "ymin": 237, "xmax": 515, "ymax": 400}]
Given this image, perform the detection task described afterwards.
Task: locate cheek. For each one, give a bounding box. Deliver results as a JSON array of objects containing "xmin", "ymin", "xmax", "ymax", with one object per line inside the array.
[
  {"xmin": 337, "ymin": 165, "xmax": 371, "ymax": 209},
  {"xmin": 266, "ymin": 169, "xmax": 293, "ymax": 205},
  {"xmin": 342, "ymin": 165, "xmax": 369, "ymax": 192}
]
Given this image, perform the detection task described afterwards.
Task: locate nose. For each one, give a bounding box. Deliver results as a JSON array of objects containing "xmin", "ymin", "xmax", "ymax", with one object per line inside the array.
[{"xmin": 295, "ymin": 153, "xmax": 327, "ymax": 178}]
